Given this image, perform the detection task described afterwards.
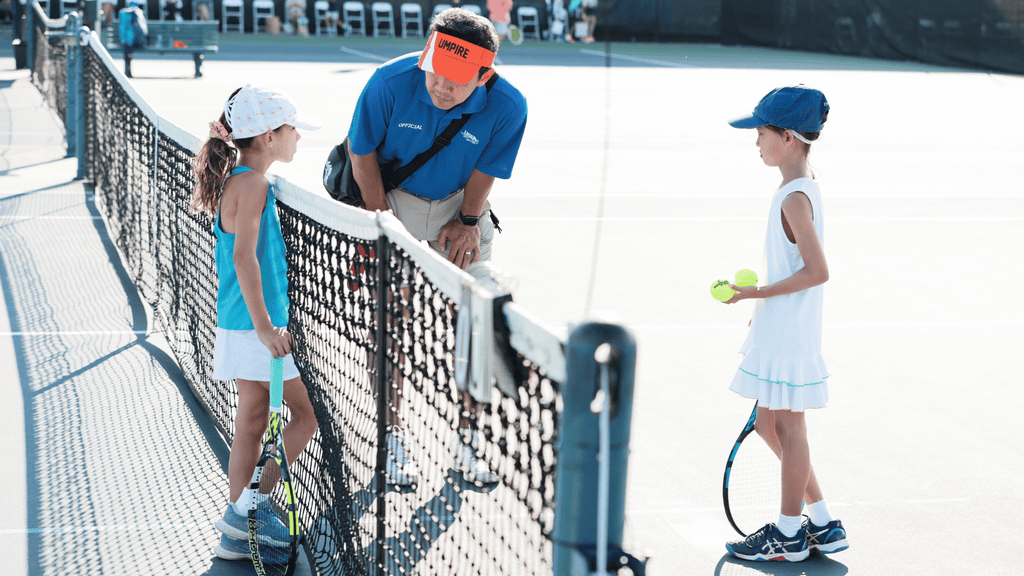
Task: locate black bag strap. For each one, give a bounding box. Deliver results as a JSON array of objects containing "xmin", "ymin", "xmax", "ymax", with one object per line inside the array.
[{"xmin": 388, "ymin": 71, "xmax": 500, "ymax": 188}]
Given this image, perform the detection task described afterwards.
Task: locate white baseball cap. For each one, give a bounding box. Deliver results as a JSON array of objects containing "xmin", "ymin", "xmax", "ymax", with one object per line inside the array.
[{"xmin": 223, "ymin": 84, "xmax": 322, "ymax": 138}]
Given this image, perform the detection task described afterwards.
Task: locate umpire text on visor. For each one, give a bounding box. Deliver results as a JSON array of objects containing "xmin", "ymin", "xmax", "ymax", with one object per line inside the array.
[{"xmin": 417, "ymin": 31, "xmax": 496, "ymax": 84}]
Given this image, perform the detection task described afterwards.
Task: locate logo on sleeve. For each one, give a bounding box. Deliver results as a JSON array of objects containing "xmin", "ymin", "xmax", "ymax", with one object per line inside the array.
[{"xmin": 398, "ymin": 123, "xmax": 423, "ymax": 130}]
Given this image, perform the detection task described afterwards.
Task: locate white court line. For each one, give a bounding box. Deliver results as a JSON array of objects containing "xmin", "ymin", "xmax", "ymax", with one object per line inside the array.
[
  {"xmin": 631, "ymin": 321, "xmax": 1021, "ymax": 330},
  {"xmin": 0, "ymin": 193, "xmax": 93, "ymax": 198},
  {"xmin": 0, "ymin": 237, "xmax": 107, "ymax": 241},
  {"xmin": 0, "ymin": 131, "xmax": 68, "ymax": 137},
  {"xmin": 0, "ymin": 522, "xmax": 213, "ymax": 535},
  {"xmin": 0, "ymin": 215, "xmax": 102, "ymax": 221},
  {"xmin": 579, "ymin": 48, "xmax": 695, "ymax": 68},
  {"xmin": 340, "ymin": 46, "xmax": 392, "ymax": 62},
  {"xmin": 502, "ymin": 193, "xmax": 1023, "ymax": 200},
  {"xmin": 501, "ymin": 216, "xmax": 1024, "ymax": 222},
  {"xmin": 0, "ymin": 331, "xmax": 148, "ymax": 336},
  {"xmin": 625, "ymin": 497, "xmax": 971, "ymax": 515},
  {"xmin": 826, "ymin": 321, "xmax": 1022, "ymax": 328}
]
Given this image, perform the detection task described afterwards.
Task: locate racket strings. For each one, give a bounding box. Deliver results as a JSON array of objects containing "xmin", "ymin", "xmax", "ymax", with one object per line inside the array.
[
  {"xmin": 250, "ymin": 435, "xmax": 296, "ymax": 574},
  {"xmin": 728, "ymin": 435, "xmax": 782, "ymax": 536}
]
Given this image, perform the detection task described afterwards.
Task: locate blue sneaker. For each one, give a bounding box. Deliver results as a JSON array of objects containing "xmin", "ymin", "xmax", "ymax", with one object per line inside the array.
[
  {"xmin": 803, "ymin": 517, "xmax": 849, "ymax": 554},
  {"xmin": 213, "ymin": 534, "xmax": 289, "ymax": 564},
  {"xmin": 726, "ymin": 523, "xmax": 809, "ymax": 562},
  {"xmin": 215, "ymin": 502, "xmax": 290, "ymax": 547}
]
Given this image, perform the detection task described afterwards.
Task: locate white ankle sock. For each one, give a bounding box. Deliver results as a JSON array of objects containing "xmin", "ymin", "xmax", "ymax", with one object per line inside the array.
[
  {"xmin": 232, "ymin": 491, "xmax": 250, "ymax": 516},
  {"xmin": 777, "ymin": 513, "xmax": 802, "ymax": 538},
  {"xmin": 805, "ymin": 500, "xmax": 834, "ymax": 526},
  {"xmin": 233, "ymin": 489, "xmax": 269, "ymax": 516}
]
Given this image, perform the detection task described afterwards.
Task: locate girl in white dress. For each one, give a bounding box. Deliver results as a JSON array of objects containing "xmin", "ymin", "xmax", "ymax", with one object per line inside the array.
[{"xmin": 721, "ymin": 85, "xmax": 848, "ymax": 563}]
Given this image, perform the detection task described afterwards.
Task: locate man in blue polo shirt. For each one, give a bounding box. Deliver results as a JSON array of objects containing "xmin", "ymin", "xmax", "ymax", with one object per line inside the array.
[
  {"xmin": 348, "ymin": 8, "xmax": 527, "ymax": 270},
  {"xmin": 346, "ymin": 8, "xmax": 528, "ymax": 487}
]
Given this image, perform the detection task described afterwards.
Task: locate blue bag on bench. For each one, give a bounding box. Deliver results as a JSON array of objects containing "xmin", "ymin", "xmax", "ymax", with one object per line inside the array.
[{"xmin": 119, "ymin": 6, "xmax": 148, "ymax": 51}]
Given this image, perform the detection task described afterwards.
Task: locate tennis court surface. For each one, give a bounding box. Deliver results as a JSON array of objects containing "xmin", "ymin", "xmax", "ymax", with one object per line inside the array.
[{"xmin": 3, "ymin": 29, "xmax": 1023, "ymax": 576}]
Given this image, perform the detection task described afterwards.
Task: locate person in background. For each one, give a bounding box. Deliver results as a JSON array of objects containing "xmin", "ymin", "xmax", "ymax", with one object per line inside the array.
[
  {"xmin": 194, "ymin": 0, "xmax": 213, "ymax": 20},
  {"xmin": 580, "ymin": 0, "xmax": 596, "ymax": 42},
  {"xmin": 487, "ymin": 0, "xmax": 512, "ymax": 46},
  {"xmin": 99, "ymin": 0, "xmax": 116, "ymax": 25},
  {"xmin": 285, "ymin": 0, "xmax": 308, "ymax": 34},
  {"xmin": 324, "ymin": 0, "xmax": 340, "ymax": 34},
  {"xmin": 162, "ymin": 0, "xmax": 182, "ymax": 21}
]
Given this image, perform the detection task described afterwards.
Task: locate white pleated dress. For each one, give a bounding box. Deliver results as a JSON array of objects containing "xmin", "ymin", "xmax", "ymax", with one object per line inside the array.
[{"xmin": 729, "ymin": 177, "xmax": 829, "ymax": 411}]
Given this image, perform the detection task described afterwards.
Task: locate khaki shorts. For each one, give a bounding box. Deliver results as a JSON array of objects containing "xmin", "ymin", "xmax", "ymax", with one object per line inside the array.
[{"xmin": 385, "ymin": 188, "xmax": 495, "ymax": 262}]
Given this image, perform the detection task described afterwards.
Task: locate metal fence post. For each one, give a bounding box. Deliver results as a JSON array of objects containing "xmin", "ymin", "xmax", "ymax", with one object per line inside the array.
[
  {"xmin": 25, "ymin": 0, "xmax": 34, "ymax": 72},
  {"xmin": 65, "ymin": 11, "xmax": 85, "ymax": 179}
]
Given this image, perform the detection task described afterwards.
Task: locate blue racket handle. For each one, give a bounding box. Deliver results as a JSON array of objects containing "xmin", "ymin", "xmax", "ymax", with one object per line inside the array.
[{"xmin": 270, "ymin": 357, "xmax": 284, "ymax": 411}]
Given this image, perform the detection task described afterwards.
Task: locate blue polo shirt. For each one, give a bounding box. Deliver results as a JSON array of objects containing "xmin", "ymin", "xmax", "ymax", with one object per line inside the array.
[{"xmin": 348, "ymin": 53, "xmax": 528, "ymax": 201}]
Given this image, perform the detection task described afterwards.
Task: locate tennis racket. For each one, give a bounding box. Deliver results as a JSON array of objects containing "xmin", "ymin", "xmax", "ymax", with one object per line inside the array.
[
  {"xmin": 248, "ymin": 357, "xmax": 300, "ymax": 575},
  {"xmin": 722, "ymin": 402, "xmax": 781, "ymax": 537},
  {"xmin": 506, "ymin": 25, "xmax": 524, "ymax": 45}
]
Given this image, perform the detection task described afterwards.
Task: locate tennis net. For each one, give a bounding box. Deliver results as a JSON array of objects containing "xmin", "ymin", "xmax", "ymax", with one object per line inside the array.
[{"xmin": 33, "ymin": 14, "xmax": 568, "ymax": 576}]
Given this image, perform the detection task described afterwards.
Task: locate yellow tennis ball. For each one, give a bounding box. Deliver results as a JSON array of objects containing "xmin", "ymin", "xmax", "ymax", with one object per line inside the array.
[
  {"xmin": 710, "ymin": 279, "xmax": 735, "ymax": 302},
  {"xmin": 734, "ymin": 269, "xmax": 758, "ymax": 287}
]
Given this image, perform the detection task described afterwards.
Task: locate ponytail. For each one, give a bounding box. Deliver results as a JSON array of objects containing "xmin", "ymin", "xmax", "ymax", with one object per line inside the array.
[
  {"xmin": 190, "ymin": 88, "xmax": 256, "ymax": 215},
  {"xmin": 191, "ymin": 115, "xmax": 237, "ymax": 215}
]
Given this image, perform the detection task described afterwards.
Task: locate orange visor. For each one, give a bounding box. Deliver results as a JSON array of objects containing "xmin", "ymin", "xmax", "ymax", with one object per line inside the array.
[{"xmin": 417, "ymin": 31, "xmax": 496, "ymax": 84}]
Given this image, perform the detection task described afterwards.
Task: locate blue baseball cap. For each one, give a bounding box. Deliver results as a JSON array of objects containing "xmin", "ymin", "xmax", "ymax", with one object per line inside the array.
[{"xmin": 729, "ymin": 85, "xmax": 830, "ymax": 133}]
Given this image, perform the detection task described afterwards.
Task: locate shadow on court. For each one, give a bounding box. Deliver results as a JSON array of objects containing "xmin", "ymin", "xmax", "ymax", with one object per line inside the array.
[
  {"xmin": 0, "ymin": 164, "xmax": 234, "ymax": 573},
  {"xmin": 714, "ymin": 553, "xmax": 848, "ymax": 575},
  {"xmin": 314, "ymin": 468, "xmax": 497, "ymax": 574},
  {"xmin": 0, "ymin": 71, "xmax": 315, "ymax": 573}
]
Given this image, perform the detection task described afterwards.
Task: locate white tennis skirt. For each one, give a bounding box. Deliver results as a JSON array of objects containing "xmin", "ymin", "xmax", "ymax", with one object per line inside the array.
[
  {"xmin": 213, "ymin": 327, "xmax": 301, "ymax": 382},
  {"xmin": 728, "ymin": 347, "xmax": 829, "ymax": 412}
]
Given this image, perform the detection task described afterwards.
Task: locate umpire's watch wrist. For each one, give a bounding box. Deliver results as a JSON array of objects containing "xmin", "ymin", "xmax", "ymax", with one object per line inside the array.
[{"xmin": 457, "ymin": 210, "xmax": 480, "ymax": 226}]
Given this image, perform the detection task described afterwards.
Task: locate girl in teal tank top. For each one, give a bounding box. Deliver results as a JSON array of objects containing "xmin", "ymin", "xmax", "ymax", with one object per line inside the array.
[{"xmin": 191, "ymin": 84, "xmax": 323, "ymax": 562}]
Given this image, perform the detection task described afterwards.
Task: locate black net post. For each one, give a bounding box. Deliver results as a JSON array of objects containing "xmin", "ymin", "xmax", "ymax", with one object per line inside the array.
[
  {"xmin": 552, "ymin": 321, "xmax": 643, "ymax": 576},
  {"xmin": 373, "ymin": 231, "xmax": 388, "ymax": 576}
]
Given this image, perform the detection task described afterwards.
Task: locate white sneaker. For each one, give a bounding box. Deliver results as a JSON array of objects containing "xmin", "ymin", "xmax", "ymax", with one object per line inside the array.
[
  {"xmin": 386, "ymin": 430, "xmax": 419, "ymax": 487},
  {"xmin": 451, "ymin": 429, "xmax": 498, "ymax": 484}
]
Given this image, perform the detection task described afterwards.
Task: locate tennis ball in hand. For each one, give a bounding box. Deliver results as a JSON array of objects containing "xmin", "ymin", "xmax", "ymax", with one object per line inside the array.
[
  {"xmin": 710, "ymin": 279, "xmax": 736, "ymax": 302},
  {"xmin": 734, "ymin": 269, "xmax": 758, "ymax": 287}
]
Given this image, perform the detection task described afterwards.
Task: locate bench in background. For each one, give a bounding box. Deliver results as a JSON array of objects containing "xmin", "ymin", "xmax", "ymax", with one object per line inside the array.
[{"xmin": 106, "ymin": 20, "xmax": 219, "ymax": 78}]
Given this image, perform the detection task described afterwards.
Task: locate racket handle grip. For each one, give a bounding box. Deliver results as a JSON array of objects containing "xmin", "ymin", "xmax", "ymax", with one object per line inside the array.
[{"xmin": 270, "ymin": 357, "xmax": 284, "ymax": 411}]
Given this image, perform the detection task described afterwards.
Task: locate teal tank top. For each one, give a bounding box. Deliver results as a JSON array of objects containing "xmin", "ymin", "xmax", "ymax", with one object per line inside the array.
[{"xmin": 215, "ymin": 166, "xmax": 289, "ymax": 330}]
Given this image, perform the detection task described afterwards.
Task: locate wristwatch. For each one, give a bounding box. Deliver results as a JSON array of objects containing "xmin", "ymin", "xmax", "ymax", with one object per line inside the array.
[{"xmin": 458, "ymin": 210, "xmax": 480, "ymax": 226}]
